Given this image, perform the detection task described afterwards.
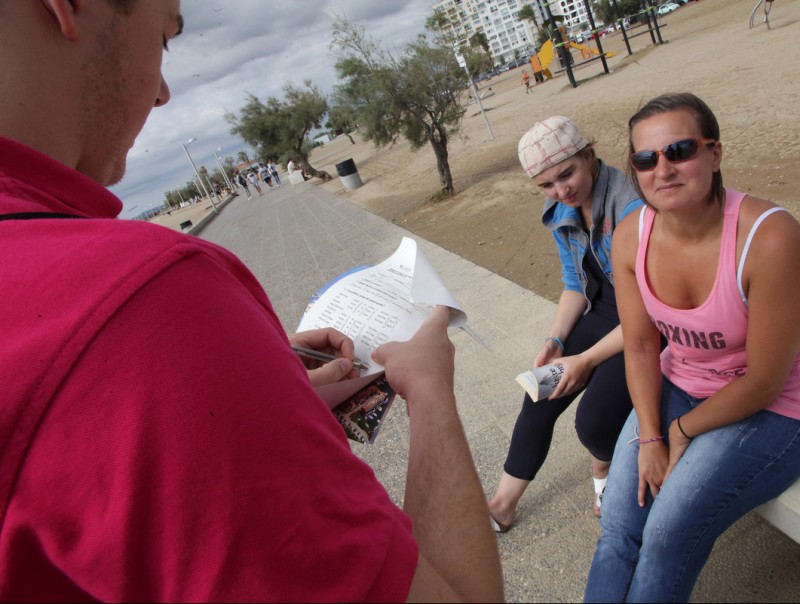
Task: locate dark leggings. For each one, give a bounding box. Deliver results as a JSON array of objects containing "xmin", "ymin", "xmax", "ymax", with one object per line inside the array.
[{"xmin": 503, "ymin": 307, "xmax": 632, "ymax": 481}]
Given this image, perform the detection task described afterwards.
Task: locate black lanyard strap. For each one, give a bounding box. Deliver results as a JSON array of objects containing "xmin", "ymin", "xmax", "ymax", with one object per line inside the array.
[{"xmin": 0, "ymin": 212, "xmax": 85, "ymax": 221}]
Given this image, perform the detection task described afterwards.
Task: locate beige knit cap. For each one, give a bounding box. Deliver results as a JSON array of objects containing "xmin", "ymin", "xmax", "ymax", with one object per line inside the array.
[{"xmin": 518, "ymin": 116, "xmax": 589, "ymax": 178}]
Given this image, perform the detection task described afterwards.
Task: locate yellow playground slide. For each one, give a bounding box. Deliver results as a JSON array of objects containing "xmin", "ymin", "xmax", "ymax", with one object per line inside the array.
[
  {"xmin": 532, "ymin": 39, "xmax": 616, "ymax": 79},
  {"xmin": 531, "ymin": 40, "xmax": 555, "ymax": 80},
  {"xmin": 570, "ymin": 41, "xmax": 617, "ymax": 60}
]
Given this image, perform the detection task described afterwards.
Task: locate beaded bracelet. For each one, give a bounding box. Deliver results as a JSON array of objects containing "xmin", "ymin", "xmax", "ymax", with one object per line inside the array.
[
  {"xmin": 545, "ymin": 336, "xmax": 565, "ymax": 351},
  {"xmin": 626, "ymin": 428, "xmax": 664, "ymax": 446},
  {"xmin": 637, "ymin": 435, "xmax": 665, "ymax": 444}
]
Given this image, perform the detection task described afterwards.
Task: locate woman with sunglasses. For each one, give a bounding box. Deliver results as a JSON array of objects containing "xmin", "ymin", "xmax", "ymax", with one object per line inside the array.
[
  {"xmin": 487, "ymin": 116, "xmax": 643, "ymax": 531},
  {"xmin": 585, "ymin": 92, "xmax": 800, "ymax": 602}
]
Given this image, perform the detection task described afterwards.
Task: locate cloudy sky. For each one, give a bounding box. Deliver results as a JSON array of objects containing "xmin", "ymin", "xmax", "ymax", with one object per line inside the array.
[{"xmin": 110, "ymin": 0, "xmax": 436, "ymax": 219}]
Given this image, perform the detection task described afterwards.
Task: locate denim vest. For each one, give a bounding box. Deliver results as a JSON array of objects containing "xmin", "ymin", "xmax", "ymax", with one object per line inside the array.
[{"xmin": 541, "ymin": 160, "xmax": 642, "ymax": 313}]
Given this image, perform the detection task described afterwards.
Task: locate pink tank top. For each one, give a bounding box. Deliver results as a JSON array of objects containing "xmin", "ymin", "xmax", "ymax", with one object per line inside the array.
[{"xmin": 636, "ymin": 189, "xmax": 800, "ymax": 419}]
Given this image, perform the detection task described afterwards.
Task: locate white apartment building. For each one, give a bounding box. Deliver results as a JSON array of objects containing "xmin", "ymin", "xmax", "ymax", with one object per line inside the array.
[
  {"xmin": 431, "ymin": 0, "xmax": 548, "ymax": 65},
  {"xmin": 432, "ymin": 0, "xmax": 604, "ymax": 64},
  {"xmin": 549, "ymin": 0, "xmax": 598, "ymax": 34}
]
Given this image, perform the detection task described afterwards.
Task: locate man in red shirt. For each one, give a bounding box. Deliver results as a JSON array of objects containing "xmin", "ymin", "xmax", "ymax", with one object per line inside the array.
[{"xmin": 0, "ymin": 1, "xmax": 503, "ymax": 601}]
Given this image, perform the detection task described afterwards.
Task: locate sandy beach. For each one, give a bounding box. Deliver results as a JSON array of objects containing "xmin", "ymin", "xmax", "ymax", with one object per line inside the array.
[{"xmin": 309, "ymin": 0, "xmax": 800, "ymax": 303}]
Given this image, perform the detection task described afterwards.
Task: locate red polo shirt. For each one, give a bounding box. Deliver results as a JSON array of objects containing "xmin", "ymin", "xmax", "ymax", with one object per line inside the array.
[{"xmin": 0, "ymin": 136, "xmax": 417, "ymax": 602}]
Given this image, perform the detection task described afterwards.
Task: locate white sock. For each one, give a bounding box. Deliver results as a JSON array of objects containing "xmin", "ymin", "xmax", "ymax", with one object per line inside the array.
[{"xmin": 593, "ymin": 476, "xmax": 607, "ymax": 495}]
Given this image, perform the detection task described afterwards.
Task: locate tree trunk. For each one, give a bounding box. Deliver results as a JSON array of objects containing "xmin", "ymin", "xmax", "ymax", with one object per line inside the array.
[
  {"xmin": 429, "ymin": 132, "xmax": 454, "ymax": 196},
  {"xmin": 299, "ymin": 157, "xmax": 332, "ymax": 181},
  {"xmin": 346, "ymin": 133, "xmax": 356, "ymax": 145}
]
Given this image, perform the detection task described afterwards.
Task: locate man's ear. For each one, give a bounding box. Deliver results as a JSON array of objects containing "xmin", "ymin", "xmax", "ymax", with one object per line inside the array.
[{"xmin": 41, "ymin": 0, "xmax": 83, "ymax": 42}]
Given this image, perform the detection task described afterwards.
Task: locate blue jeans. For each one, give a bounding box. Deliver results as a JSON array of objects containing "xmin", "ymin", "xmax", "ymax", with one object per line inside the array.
[{"xmin": 585, "ymin": 376, "xmax": 800, "ymax": 603}]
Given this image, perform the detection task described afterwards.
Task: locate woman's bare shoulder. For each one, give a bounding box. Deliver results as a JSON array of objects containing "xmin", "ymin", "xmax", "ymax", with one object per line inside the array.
[{"xmin": 740, "ymin": 194, "xmax": 800, "ymax": 264}]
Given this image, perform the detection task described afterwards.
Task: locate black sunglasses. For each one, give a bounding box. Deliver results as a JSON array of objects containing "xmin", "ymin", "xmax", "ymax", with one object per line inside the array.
[{"xmin": 630, "ymin": 138, "xmax": 717, "ymax": 172}]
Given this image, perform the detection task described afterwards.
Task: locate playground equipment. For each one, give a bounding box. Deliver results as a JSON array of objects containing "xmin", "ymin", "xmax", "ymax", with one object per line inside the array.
[
  {"xmin": 531, "ymin": 40, "xmax": 555, "ymax": 80},
  {"xmin": 532, "ymin": 0, "xmax": 667, "ymax": 88},
  {"xmin": 531, "ymin": 38, "xmax": 617, "ymax": 82},
  {"xmin": 749, "ymin": 0, "xmax": 776, "ymax": 29},
  {"xmin": 570, "ymin": 41, "xmax": 617, "ymax": 60}
]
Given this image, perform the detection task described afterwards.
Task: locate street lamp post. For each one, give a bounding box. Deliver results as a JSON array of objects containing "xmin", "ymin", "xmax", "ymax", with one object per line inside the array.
[
  {"xmin": 214, "ymin": 147, "xmax": 234, "ymax": 192},
  {"xmin": 181, "ymin": 137, "xmax": 218, "ymax": 213}
]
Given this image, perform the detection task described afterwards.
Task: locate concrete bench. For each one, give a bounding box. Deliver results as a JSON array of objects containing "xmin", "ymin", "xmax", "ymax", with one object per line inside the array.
[{"xmin": 757, "ymin": 479, "xmax": 800, "ymax": 543}]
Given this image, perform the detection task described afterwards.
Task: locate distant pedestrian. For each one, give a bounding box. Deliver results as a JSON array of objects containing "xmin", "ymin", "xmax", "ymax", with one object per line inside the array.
[
  {"xmin": 247, "ymin": 171, "xmax": 262, "ymax": 195},
  {"xmin": 236, "ymin": 171, "xmax": 252, "ymax": 199},
  {"xmin": 267, "ymin": 159, "xmax": 282, "ymax": 187},
  {"xmin": 522, "ymin": 69, "xmax": 531, "ymax": 94},
  {"xmin": 258, "ymin": 164, "xmax": 274, "ymax": 190}
]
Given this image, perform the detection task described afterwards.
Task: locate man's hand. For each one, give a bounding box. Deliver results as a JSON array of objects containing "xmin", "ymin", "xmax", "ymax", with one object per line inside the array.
[
  {"xmin": 287, "ymin": 328, "xmax": 359, "ymax": 387},
  {"xmin": 377, "ymin": 307, "xmax": 504, "ymax": 602},
  {"xmin": 371, "ymin": 306, "xmax": 455, "ymax": 404}
]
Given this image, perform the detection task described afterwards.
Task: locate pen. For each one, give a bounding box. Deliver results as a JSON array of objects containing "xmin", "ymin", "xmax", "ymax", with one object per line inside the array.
[{"xmin": 291, "ymin": 345, "xmax": 370, "ymax": 372}]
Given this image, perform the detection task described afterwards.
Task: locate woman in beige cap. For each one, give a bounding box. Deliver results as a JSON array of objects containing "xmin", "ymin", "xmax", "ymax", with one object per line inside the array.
[{"xmin": 488, "ymin": 116, "xmax": 643, "ymax": 530}]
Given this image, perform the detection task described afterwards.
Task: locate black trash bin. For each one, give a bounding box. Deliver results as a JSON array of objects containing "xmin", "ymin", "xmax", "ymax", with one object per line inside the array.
[{"xmin": 334, "ymin": 158, "xmax": 363, "ymax": 191}]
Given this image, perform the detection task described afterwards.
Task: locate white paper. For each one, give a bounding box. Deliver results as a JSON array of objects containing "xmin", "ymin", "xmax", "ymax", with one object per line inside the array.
[{"xmin": 297, "ymin": 237, "xmax": 467, "ymax": 374}]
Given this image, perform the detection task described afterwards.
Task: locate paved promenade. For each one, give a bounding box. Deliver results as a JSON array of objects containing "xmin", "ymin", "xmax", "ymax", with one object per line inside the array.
[{"xmin": 186, "ymin": 183, "xmax": 799, "ymax": 602}]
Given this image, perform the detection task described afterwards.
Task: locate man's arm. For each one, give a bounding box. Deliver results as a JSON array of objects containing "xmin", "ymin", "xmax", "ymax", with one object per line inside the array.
[{"xmin": 373, "ymin": 307, "xmax": 504, "ymax": 603}]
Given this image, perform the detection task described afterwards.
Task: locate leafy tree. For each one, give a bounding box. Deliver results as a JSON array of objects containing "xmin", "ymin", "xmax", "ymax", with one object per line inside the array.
[
  {"xmin": 330, "ymin": 17, "xmax": 466, "ymax": 196},
  {"xmin": 517, "ymin": 4, "xmax": 540, "ymax": 30},
  {"xmin": 537, "ymin": 14, "xmax": 565, "ymax": 47},
  {"xmin": 469, "ymin": 31, "xmax": 490, "ymax": 54},
  {"xmin": 164, "ymin": 191, "xmax": 180, "ymax": 209},
  {"xmin": 164, "ymin": 179, "xmax": 200, "ymax": 209},
  {"xmin": 326, "ymin": 104, "xmax": 358, "ymax": 144},
  {"xmin": 463, "ymin": 46, "xmax": 493, "ymax": 80},
  {"xmin": 591, "ymin": 0, "xmax": 642, "ymax": 25},
  {"xmin": 227, "ymin": 82, "xmax": 332, "ymax": 181},
  {"xmin": 198, "ymin": 165, "xmax": 219, "ymax": 196},
  {"xmin": 425, "ymin": 11, "xmax": 450, "ymax": 35},
  {"xmin": 222, "ymin": 156, "xmax": 237, "ymax": 182},
  {"xmin": 210, "ymin": 167, "xmax": 227, "ymax": 189},
  {"xmin": 236, "ymin": 150, "xmax": 251, "ymax": 165},
  {"xmin": 466, "ymin": 31, "xmax": 493, "ymax": 78}
]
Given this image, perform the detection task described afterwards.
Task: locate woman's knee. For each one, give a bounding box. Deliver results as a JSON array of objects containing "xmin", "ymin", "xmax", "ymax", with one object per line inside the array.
[{"xmin": 574, "ymin": 393, "xmax": 631, "ymax": 459}]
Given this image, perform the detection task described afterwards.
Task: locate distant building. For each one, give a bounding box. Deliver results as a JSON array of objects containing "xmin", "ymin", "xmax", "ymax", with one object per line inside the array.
[
  {"xmin": 431, "ymin": 1, "xmax": 548, "ymax": 65},
  {"xmin": 550, "ymin": 0, "xmax": 598, "ymax": 35},
  {"xmin": 313, "ymin": 133, "xmax": 331, "ymax": 146},
  {"xmin": 431, "ymin": 0, "xmax": 600, "ymax": 64}
]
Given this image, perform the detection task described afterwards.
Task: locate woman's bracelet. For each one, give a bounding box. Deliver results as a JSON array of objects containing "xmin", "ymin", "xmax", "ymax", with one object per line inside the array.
[
  {"xmin": 677, "ymin": 415, "xmax": 694, "ymax": 440},
  {"xmin": 626, "ymin": 428, "xmax": 664, "ymax": 445},
  {"xmin": 545, "ymin": 336, "xmax": 565, "ymax": 352}
]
